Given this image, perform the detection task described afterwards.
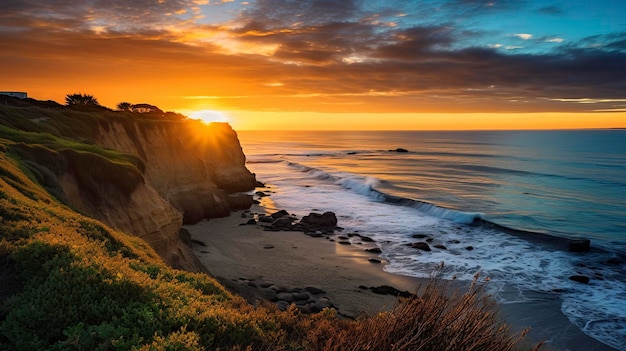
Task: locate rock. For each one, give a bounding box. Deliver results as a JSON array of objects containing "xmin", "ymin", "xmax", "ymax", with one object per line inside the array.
[
  {"xmin": 433, "ymin": 244, "xmax": 447, "ymax": 250},
  {"xmin": 260, "ymin": 288, "xmax": 277, "ymax": 301},
  {"xmin": 271, "ymin": 217, "xmax": 294, "ymax": 229},
  {"xmin": 258, "ymin": 282, "xmax": 273, "ymax": 288},
  {"xmin": 276, "ymin": 300, "xmax": 290, "ymax": 311},
  {"xmin": 255, "ymin": 191, "xmax": 269, "ymax": 197},
  {"xmin": 338, "ymin": 235, "xmax": 349, "ymax": 240},
  {"xmin": 412, "ymin": 234, "xmax": 429, "ymax": 239},
  {"xmin": 255, "ymin": 181, "xmax": 266, "ymax": 188},
  {"xmin": 365, "ymin": 247, "xmax": 382, "ymax": 254},
  {"xmin": 569, "ymin": 275, "xmax": 590, "ymax": 284},
  {"xmin": 360, "ymin": 236, "xmax": 375, "ymax": 242},
  {"xmin": 258, "ymin": 214, "xmax": 273, "ymax": 223},
  {"xmin": 407, "ymin": 242, "xmax": 432, "ymax": 252},
  {"xmin": 316, "ymin": 297, "xmax": 334, "ymax": 309},
  {"xmin": 263, "ymin": 245, "xmax": 274, "ymax": 249},
  {"xmin": 369, "ymin": 285, "xmax": 413, "ymax": 298},
  {"xmin": 292, "ymin": 292, "xmax": 310, "ymax": 302},
  {"xmin": 465, "ymin": 246, "xmax": 474, "ymax": 251},
  {"xmin": 390, "ymin": 148, "xmax": 409, "ymax": 153},
  {"xmin": 307, "ymin": 303, "xmax": 322, "ymax": 314},
  {"xmin": 305, "ymin": 286, "xmax": 326, "ymax": 295},
  {"xmin": 271, "ymin": 210, "xmax": 290, "ymax": 219},
  {"xmin": 368, "ymin": 258, "xmax": 382, "ymax": 263},
  {"xmin": 300, "ymin": 212, "xmax": 338, "ymax": 227},
  {"xmin": 568, "ymin": 239, "xmax": 591, "ymax": 253},
  {"xmin": 277, "ymin": 292, "xmax": 294, "ymax": 302},
  {"xmin": 338, "ymin": 241, "xmax": 351, "ymax": 245},
  {"xmin": 246, "ymin": 218, "xmax": 257, "ymax": 225}
]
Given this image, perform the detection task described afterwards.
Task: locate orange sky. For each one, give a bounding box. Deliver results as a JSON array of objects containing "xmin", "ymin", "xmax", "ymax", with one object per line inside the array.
[{"xmin": 1, "ymin": 0, "xmax": 625, "ymax": 130}]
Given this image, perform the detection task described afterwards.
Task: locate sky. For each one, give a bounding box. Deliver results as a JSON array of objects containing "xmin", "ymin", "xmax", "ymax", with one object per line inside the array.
[{"xmin": 1, "ymin": 0, "xmax": 625, "ymax": 130}]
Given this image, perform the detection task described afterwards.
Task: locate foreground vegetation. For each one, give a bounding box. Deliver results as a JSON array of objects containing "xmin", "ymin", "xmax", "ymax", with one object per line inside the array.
[{"xmin": 0, "ymin": 100, "xmax": 539, "ymax": 350}]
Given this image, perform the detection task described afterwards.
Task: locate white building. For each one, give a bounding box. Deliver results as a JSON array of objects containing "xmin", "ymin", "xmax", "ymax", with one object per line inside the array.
[{"xmin": 0, "ymin": 91, "xmax": 28, "ymax": 99}]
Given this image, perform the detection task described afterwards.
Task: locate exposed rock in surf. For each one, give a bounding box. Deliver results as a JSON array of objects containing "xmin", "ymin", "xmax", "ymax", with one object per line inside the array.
[
  {"xmin": 568, "ymin": 239, "xmax": 591, "ymax": 253},
  {"xmin": 569, "ymin": 275, "xmax": 590, "ymax": 284},
  {"xmin": 412, "ymin": 234, "xmax": 430, "ymax": 239},
  {"xmin": 390, "ymin": 148, "xmax": 409, "ymax": 153},
  {"xmin": 433, "ymin": 244, "xmax": 447, "ymax": 250},
  {"xmin": 365, "ymin": 247, "xmax": 382, "ymax": 254},
  {"xmin": 465, "ymin": 246, "xmax": 474, "ymax": 251},
  {"xmin": 407, "ymin": 242, "xmax": 432, "ymax": 252},
  {"xmin": 368, "ymin": 258, "xmax": 382, "ymax": 263}
]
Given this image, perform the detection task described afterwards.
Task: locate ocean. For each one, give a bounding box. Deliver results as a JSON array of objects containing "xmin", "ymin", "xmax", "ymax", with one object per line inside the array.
[{"xmin": 237, "ymin": 130, "xmax": 626, "ymax": 350}]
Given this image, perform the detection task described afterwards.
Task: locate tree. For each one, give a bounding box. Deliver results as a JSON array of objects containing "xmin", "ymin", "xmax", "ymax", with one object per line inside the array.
[
  {"xmin": 65, "ymin": 93, "xmax": 100, "ymax": 107},
  {"xmin": 117, "ymin": 102, "xmax": 132, "ymax": 112}
]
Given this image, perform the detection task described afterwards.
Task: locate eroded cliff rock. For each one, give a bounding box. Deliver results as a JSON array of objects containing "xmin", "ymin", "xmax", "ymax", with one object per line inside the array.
[{"xmin": 95, "ymin": 120, "xmax": 256, "ymax": 223}]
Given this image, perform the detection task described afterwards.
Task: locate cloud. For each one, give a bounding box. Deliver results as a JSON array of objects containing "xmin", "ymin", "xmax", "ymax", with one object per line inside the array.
[
  {"xmin": 1, "ymin": 0, "xmax": 626, "ymax": 114},
  {"xmin": 537, "ymin": 5, "xmax": 564, "ymax": 16},
  {"xmin": 512, "ymin": 33, "xmax": 533, "ymax": 40}
]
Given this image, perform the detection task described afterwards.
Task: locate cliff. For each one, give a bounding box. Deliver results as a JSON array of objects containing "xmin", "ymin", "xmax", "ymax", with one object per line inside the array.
[{"xmin": 0, "ymin": 100, "xmax": 256, "ymax": 271}]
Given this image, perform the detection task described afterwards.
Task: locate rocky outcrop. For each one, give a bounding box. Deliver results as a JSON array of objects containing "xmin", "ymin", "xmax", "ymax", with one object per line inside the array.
[
  {"xmin": 95, "ymin": 120, "xmax": 256, "ymax": 222},
  {"xmin": 57, "ymin": 119, "xmax": 256, "ymax": 271}
]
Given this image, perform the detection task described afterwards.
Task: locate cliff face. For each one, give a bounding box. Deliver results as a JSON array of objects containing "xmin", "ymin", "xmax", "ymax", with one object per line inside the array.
[
  {"xmin": 94, "ymin": 120, "xmax": 256, "ymax": 223},
  {"xmin": 75, "ymin": 120, "xmax": 256, "ymax": 271}
]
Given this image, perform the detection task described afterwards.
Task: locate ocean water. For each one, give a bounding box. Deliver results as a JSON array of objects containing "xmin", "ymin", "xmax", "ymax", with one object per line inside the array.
[{"xmin": 237, "ymin": 130, "xmax": 626, "ymax": 350}]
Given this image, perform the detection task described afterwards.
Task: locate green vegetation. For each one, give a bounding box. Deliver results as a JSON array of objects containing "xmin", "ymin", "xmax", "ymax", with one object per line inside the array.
[{"xmin": 0, "ymin": 99, "xmax": 540, "ymax": 350}]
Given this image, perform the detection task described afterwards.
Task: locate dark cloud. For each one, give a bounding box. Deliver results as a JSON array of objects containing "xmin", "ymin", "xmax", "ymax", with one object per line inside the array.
[
  {"xmin": 537, "ymin": 5, "xmax": 565, "ymax": 16},
  {"xmin": 239, "ymin": 0, "xmax": 360, "ymax": 28}
]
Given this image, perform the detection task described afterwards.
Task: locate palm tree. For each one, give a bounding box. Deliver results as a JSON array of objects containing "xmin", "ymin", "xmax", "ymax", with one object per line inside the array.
[
  {"xmin": 65, "ymin": 93, "xmax": 100, "ymax": 107},
  {"xmin": 117, "ymin": 102, "xmax": 132, "ymax": 112}
]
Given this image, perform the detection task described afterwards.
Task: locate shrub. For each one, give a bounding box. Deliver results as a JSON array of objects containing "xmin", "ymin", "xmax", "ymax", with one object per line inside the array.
[{"xmin": 307, "ymin": 276, "xmax": 541, "ymax": 351}]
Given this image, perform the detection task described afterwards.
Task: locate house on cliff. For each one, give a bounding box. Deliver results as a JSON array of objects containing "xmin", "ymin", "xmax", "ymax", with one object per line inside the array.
[{"xmin": 0, "ymin": 91, "xmax": 27, "ymax": 99}]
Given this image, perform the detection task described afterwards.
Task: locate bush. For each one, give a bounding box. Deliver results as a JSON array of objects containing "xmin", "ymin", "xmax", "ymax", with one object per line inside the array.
[{"xmin": 306, "ymin": 277, "xmax": 541, "ymax": 351}]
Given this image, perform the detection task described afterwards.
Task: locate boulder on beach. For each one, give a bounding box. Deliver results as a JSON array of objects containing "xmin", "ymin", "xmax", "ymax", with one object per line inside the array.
[
  {"xmin": 271, "ymin": 209, "xmax": 291, "ymax": 219},
  {"xmin": 300, "ymin": 212, "xmax": 338, "ymax": 227}
]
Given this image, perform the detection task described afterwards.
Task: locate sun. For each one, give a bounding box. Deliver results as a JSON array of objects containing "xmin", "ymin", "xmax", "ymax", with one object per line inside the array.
[{"xmin": 189, "ymin": 110, "xmax": 231, "ymax": 124}]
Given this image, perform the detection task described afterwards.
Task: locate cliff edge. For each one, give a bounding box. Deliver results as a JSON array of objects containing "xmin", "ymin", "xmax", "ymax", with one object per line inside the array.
[{"xmin": 0, "ymin": 99, "xmax": 256, "ymax": 271}]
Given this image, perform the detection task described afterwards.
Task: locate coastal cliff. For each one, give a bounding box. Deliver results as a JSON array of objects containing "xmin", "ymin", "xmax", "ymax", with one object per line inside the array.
[{"xmin": 0, "ymin": 99, "xmax": 256, "ymax": 271}]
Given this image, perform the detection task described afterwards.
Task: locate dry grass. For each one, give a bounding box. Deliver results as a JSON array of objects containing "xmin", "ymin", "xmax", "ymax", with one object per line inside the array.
[{"xmin": 300, "ymin": 275, "xmax": 542, "ymax": 351}]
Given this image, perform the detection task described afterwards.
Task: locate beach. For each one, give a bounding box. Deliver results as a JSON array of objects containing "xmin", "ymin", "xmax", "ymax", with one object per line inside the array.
[
  {"xmin": 184, "ymin": 204, "xmax": 425, "ymax": 319},
  {"xmin": 185, "ymin": 202, "xmax": 618, "ymax": 351}
]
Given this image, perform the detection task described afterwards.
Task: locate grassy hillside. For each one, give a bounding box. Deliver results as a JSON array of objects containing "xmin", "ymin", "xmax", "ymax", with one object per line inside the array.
[{"xmin": 0, "ymin": 101, "xmax": 538, "ymax": 350}]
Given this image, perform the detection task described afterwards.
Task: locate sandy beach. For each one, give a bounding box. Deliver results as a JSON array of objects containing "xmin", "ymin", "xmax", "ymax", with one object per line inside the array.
[
  {"xmin": 184, "ymin": 205, "xmax": 617, "ymax": 351},
  {"xmin": 184, "ymin": 205, "xmax": 425, "ymax": 318}
]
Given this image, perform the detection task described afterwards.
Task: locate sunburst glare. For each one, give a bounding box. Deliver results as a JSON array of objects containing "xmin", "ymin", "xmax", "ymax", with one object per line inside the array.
[{"xmin": 189, "ymin": 110, "xmax": 230, "ymax": 123}]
